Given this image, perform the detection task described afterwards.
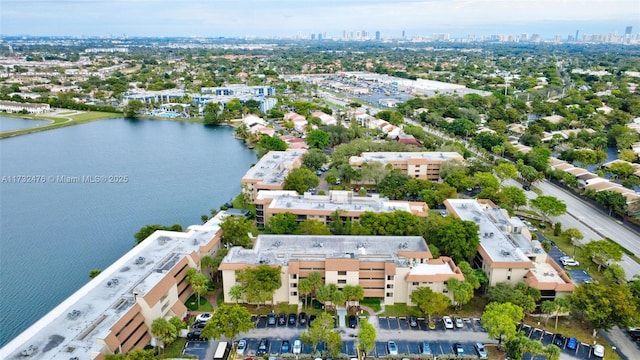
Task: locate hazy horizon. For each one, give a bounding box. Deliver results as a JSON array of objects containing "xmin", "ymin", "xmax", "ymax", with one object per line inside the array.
[{"xmin": 2, "ymin": 0, "xmax": 639, "ymax": 39}]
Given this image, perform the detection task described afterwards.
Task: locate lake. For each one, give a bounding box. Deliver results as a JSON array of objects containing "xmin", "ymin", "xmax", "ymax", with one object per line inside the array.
[
  {"xmin": 0, "ymin": 117, "xmax": 257, "ymax": 346},
  {"xmin": 0, "ymin": 116, "xmax": 52, "ymax": 132}
]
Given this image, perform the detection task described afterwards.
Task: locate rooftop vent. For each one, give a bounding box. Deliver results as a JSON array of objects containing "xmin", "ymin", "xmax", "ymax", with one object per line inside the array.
[
  {"xmin": 313, "ymin": 241, "xmax": 324, "ymax": 248},
  {"xmin": 399, "ymin": 242, "xmax": 408, "ymax": 249},
  {"xmin": 134, "ymin": 256, "xmax": 145, "ymax": 265},
  {"xmin": 106, "ymin": 278, "xmax": 119, "ymax": 288},
  {"xmin": 500, "ymin": 250, "xmax": 511, "ymax": 256},
  {"xmin": 273, "ymin": 240, "xmax": 282, "ymax": 248}
]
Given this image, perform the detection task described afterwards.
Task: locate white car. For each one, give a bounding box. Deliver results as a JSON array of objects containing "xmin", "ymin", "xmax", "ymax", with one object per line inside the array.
[
  {"xmin": 236, "ymin": 339, "xmax": 247, "ymax": 355},
  {"xmin": 561, "ymin": 258, "xmax": 580, "ymax": 266},
  {"xmin": 195, "ymin": 313, "xmax": 212, "ymax": 322},
  {"xmin": 387, "ymin": 341, "xmax": 398, "ymax": 355},
  {"xmin": 443, "ymin": 316, "xmax": 454, "ymax": 329},
  {"xmin": 593, "ymin": 344, "xmax": 604, "ymax": 358},
  {"xmin": 292, "ymin": 339, "xmax": 302, "ymax": 355}
]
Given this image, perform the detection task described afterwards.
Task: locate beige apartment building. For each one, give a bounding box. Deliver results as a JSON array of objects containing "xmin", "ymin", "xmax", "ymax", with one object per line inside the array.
[
  {"xmin": 349, "ymin": 152, "xmax": 464, "ymax": 181},
  {"xmin": 241, "ymin": 149, "xmax": 307, "ymax": 202},
  {"xmin": 0, "ymin": 217, "xmax": 226, "ymax": 360},
  {"xmin": 219, "ymin": 235, "xmax": 465, "ymax": 306},
  {"xmin": 444, "ymin": 199, "xmax": 575, "ymax": 300},
  {"xmin": 254, "ymin": 190, "xmax": 429, "ymax": 227}
]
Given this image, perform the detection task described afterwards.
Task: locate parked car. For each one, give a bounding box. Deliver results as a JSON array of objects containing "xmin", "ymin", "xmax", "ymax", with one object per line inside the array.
[
  {"xmin": 567, "ymin": 337, "xmax": 578, "ymax": 350},
  {"xmin": 278, "ymin": 313, "xmax": 287, "ymax": 326},
  {"xmin": 267, "ymin": 312, "xmax": 277, "ymax": 326},
  {"xmin": 593, "ymin": 344, "xmax": 605, "ymax": 358},
  {"xmin": 288, "ymin": 313, "xmax": 297, "ymax": 325},
  {"xmin": 257, "ymin": 339, "xmax": 269, "ymax": 355},
  {"xmin": 561, "ymin": 258, "xmax": 580, "ymax": 266},
  {"xmin": 474, "ymin": 343, "xmax": 488, "ymax": 359},
  {"xmin": 281, "ymin": 340, "xmax": 290, "ymax": 354},
  {"xmin": 522, "ymin": 185, "xmax": 531, "ymax": 191},
  {"xmin": 453, "ymin": 343, "xmax": 465, "ymax": 356},
  {"xmin": 553, "ymin": 334, "xmax": 567, "ymax": 348},
  {"xmin": 309, "ymin": 314, "xmax": 317, "ymax": 326},
  {"xmin": 349, "ymin": 315, "xmax": 358, "ymax": 328},
  {"xmin": 292, "ymin": 340, "xmax": 302, "ymax": 355},
  {"xmin": 454, "ymin": 316, "xmax": 464, "ymax": 328},
  {"xmin": 421, "ymin": 341, "xmax": 432, "ymax": 355},
  {"xmin": 192, "ymin": 321, "xmax": 207, "ymax": 329},
  {"xmin": 443, "ymin": 316, "xmax": 454, "ymax": 329},
  {"xmin": 195, "ymin": 313, "xmax": 212, "ymax": 322},
  {"xmin": 187, "ymin": 330, "xmax": 205, "ymax": 341},
  {"xmin": 237, "ymin": 340, "xmax": 247, "ymax": 355},
  {"xmin": 408, "ymin": 315, "xmax": 418, "ymax": 327},
  {"xmin": 299, "ymin": 312, "xmax": 307, "ymax": 325},
  {"xmin": 387, "ymin": 341, "xmax": 398, "ymax": 355}
]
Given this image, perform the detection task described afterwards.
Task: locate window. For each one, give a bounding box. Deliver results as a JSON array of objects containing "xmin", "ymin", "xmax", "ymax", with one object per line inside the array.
[
  {"xmin": 442, "ymin": 289, "xmax": 448, "ymax": 294},
  {"xmin": 386, "ymin": 284, "xmax": 394, "ymax": 289},
  {"xmin": 387, "ymin": 275, "xmax": 394, "ymax": 280},
  {"xmin": 338, "ymin": 271, "xmax": 347, "ymax": 276},
  {"xmin": 292, "ymin": 283, "xmax": 297, "ymax": 288},
  {"xmin": 291, "ymin": 274, "xmax": 297, "ymax": 279},
  {"xmin": 386, "ymin": 292, "xmax": 393, "ymax": 297},
  {"xmin": 338, "ymin": 279, "xmax": 347, "ymax": 284},
  {"xmin": 507, "ymin": 276, "xmax": 511, "ymax": 280},
  {"xmin": 291, "ymin": 291, "xmax": 297, "ymax": 296},
  {"xmin": 508, "ymin": 268, "xmax": 512, "ymax": 272},
  {"xmin": 412, "ymin": 282, "xmax": 419, "ymax": 286}
]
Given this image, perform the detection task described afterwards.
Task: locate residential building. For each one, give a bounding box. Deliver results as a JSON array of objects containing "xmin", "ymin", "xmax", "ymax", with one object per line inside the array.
[
  {"xmin": 443, "ymin": 199, "xmax": 575, "ymax": 300},
  {"xmin": 0, "ymin": 219, "xmax": 225, "ymax": 360},
  {"xmin": 311, "ymin": 111, "xmax": 337, "ymax": 126},
  {"xmin": 0, "ymin": 100, "xmax": 50, "ymax": 114},
  {"xmin": 349, "ymin": 152, "xmax": 464, "ymax": 181},
  {"xmin": 219, "ymin": 235, "xmax": 464, "ymax": 306},
  {"xmin": 241, "ymin": 149, "xmax": 307, "ymax": 202},
  {"xmin": 255, "ymin": 190, "xmax": 429, "ymax": 227}
]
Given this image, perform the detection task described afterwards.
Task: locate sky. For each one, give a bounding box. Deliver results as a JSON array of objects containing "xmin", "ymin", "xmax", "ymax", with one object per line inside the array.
[{"xmin": 1, "ymin": 0, "xmax": 639, "ymax": 38}]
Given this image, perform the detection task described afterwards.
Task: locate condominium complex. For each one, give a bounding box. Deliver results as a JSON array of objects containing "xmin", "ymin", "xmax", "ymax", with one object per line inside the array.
[
  {"xmin": 255, "ymin": 190, "xmax": 429, "ymax": 227},
  {"xmin": 0, "ymin": 220, "xmax": 225, "ymax": 360},
  {"xmin": 0, "ymin": 100, "xmax": 51, "ymax": 114},
  {"xmin": 349, "ymin": 152, "xmax": 464, "ymax": 181},
  {"xmin": 241, "ymin": 149, "xmax": 307, "ymax": 201},
  {"xmin": 444, "ymin": 199, "xmax": 575, "ymax": 300},
  {"xmin": 219, "ymin": 235, "xmax": 464, "ymax": 306}
]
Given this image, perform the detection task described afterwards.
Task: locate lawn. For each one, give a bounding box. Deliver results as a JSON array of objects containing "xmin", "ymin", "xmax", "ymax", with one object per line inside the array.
[
  {"xmin": 160, "ymin": 338, "xmax": 196, "ymax": 359},
  {"xmin": 360, "ymin": 297, "xmax": 382, "ymax": 312},
  {"xmin": 382, "ymin": 303, "xmax": 418, "ymax": 317},
  {"xmin": 0, "ymin": 111, "xmax": 120, "ymax": 138},
  {"xmin": 185, "ymin": 295, "xmax": 214, "ymax": 312}
]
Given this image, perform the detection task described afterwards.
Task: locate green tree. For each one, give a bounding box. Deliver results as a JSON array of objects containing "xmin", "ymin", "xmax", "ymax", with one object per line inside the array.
[
  {"xmin": 236, "ymin": 264, "xmax": 282, "ymax": 307},
  {"xmin": 187, "ymin": 268, "xmax": 209, "ymax": 306},
  {"xmin": 105, "ymin": 349, "xmax": 156, "ymax": 360},
  {"xmin": 543, "ymin": 344, "xmax": 561, "ymax": 360},
  {"xmin": 481, "ymin": 302, "xmax": 524, "ymax": 344},
  {"xmin": 202, "ymin": 304, "xmax": 255, "ymax": 341},
  {"xmin": 571, "ymin": 282, "xmax": 638, "ymax": 336},
  {"xmin": 298, "ymin": 219, "xmax": 331, "ymax": 235},
  {"xmin": 151, "ymin": 317, "xmax": 177, "ymax": 352},
  {"xmin": 540, "ymin": 300, "xmax": 556, "ymax": 327},
  {"xmin": 284, "ymin": 167, "xmax": 320, "ymax": 194},
  {"xmin": 487, "ymin": 282, "xmax": 541, "ymax": 314},
  {"xmin": 219, "ymin": 216, "xmax": 254, "ymax": 248},
  {"xmin": 500, "ymin": 186, "xmax": 528, "ymax": 210},
  {"xmin": 229, "ymin": 285, "xmax": 244, "ymax": 304},
  {"xmin": 359, "ymin": 162, "xmax": 390, "ymax": 187},
  {"xmin": 203, "ymin": 101, "xmax": 221, "ymax": 126},
  {"xmin": 306, "ymin": 129, "xmax": 330, "ymax": 149},
  {"xmin": 518, "ymin": 164, "xmax": 544, "ymax": 185},
  {"xmin": 89, "ymin": 268, "xmax": 102, "ymax": 279},
  {"xmin": 376, "ymin": 110, "xmax": 404, "ymax": 125},
  {"xmin": 134, "ymin": 224, "xmax": 183, "ymax": 244},
  {"xmin": 124, "ymin": 99, "xmax": 144, "ymax": 118},
  {"xmin": 410, "ymin": 287, "xmax": 451, "ymax": 323},
  {"xmin": 594, "ymin": 190, "xmax": 628, "ymax": 216},
  {"xmin": 342, "ymin": 285, "xmax": 365, "ymax": 308},
  {"xmin": 423, "ymin": 217, "xmax": 480, "ymax": 263},
  {"xmin": 325, "ymin": 329, "xmax": 343, "ymax": 358},
  {"xmin": 298, "ymin": 278, "xmax": 313, "ymax": 308},
  {"xmin": 604, "ymin": 263, "xmax": 627, "ymax": 284},
  {"xmin": 266, "ymin": 212, "xmax": 299, "ymax": 234},
  {"xmin": 583, "ymin": 240, "xmax": 623, "ymax": 272},
  {"xmin": 357, "ymin": 318, "xmax": 377, "ymax": 358},
  {"xmin": 300, "ymin": 312, "xmax": 335, "ymax": 352},
  {"xmin": 302, "ymin": 148, "xmax": 328, "ymax": 170},
  {"xmin": 377, "ymin": 170, "xmax": 410, "ymax": 199},
  {"xmin": 256, "ymin": 135, "xmax": 287, "ymax": 158},
  {"xmin": 530, "ymin": 196, "xmax": 567, "ymax": 219},
  {"xmin": 494, "ymin": 162, "xmax": 518, "ymax": 184},
  {"xmin": 551, "ymin": 297, "xmax": 571, "ymax": 330},
  {"xmin": 446, "ymin": 278, "xmax": 474, "ymax": 309}
]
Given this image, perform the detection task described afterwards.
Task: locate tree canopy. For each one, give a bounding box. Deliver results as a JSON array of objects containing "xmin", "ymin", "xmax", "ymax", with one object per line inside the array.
[
  {"xmin": 410, "ymin": 287, "xmax": 451, "ymax": 322},
  {"xmin": 219, "ymin": 216, "xmax": 254, "ymax": 248},
  {"xmin": 481, "ymin": 302, "xmax": 524, "ymax": 344},
  {"xmin": 201, "ymin": 304, "xmax": 254, "ymax": 341},
  {"xmin": 284, "ymin": 167, "xmax": 320, "ymax": 194},
  {"xmin": 236, "ymin": 264, "xmax": 282, "ymax": 307},
  {"xmin": 571, "ymin": 282, "xmax": 638, "ymax": 335}
]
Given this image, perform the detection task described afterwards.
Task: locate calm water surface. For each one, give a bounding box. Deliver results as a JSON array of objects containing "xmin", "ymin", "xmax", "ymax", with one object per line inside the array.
[
  {"xmin": 0, "ymin": 117, "xmax": 52, "ymax": 131},
  {"xmin": 0, "ymin": 117, "xmax": 256, "ymax": 346}
]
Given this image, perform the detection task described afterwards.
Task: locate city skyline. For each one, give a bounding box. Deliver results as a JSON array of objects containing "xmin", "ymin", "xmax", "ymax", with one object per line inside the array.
[{"xmin": 1, "ymin": 0, "xmax": 639, "ymax": 38}]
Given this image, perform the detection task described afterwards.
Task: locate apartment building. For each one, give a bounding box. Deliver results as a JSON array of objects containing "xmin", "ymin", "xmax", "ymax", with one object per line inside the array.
[
  {"xmin": 241, "ymin": 149, "xmax": 307, "ymax": 202},
  {"xmin": 0, "ymin": 220, "xmax": 225, "ymax": 360},
  {"xmin": 219, "ymin": 235, "xmax": 465, "ymax": 306},
  {"xmin": 349, "ymin": 152, "xmax": 464, "ymax": 181},
  {"xmin": 0, "ymin": 100, "xmax": 50, "ymax": 114},
  {"xmin": 255, "ymin": 190, "xmax": 429, "ymax": 227},
  {"xmin": 443, "ymin": 199, "xmax": 575, "ymax": 300}
]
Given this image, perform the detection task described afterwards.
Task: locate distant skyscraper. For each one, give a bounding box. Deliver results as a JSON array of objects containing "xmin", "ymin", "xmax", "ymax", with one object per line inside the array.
[
  {"xmin": 575, "ymin": 30, "xmax": 579, "ymax": 42},
  {"xmin": 402, "ymin": 30, "xmax": 406, "ymax": 38},
  {"xmin": 318, "ymin": 33, "xmax": 322, "ymax": 40},
  {"xmin": 310, "ymin": 33, "xmax": 316, "ymax": 40},
  {"xmin": 343, "ymin": 30, "xmax": 348, "ymax": 40},
  {"xmin": 625, "ymin": 26, "xmax": 633, "ymax": 35},
  {"xmin": 375, "ymin": 31, "xmax": 381, "ymax": 41}
]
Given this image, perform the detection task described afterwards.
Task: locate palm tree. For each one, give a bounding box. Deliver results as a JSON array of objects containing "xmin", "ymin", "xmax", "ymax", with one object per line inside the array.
[
  {"xmin": 229, "ymin": 285, "xmax": 244, "ymax": 304},
  {"xmin": 151, "ymin": 318, "xmax": 177, "ymax": 354},
  {"xmin": 553, "ymin": 297, "xmax": 571, "ymax": 329},
  {"xmin": 298, "ymin": 278, "xmax": 312, "ymax": 308},
  {"xmin": 200, "ymin": 255, "xmax": 216, "ymax": 281},
  {"xmin": 540, "ymin": 300, "xmax": 555, "ymax": 327}
]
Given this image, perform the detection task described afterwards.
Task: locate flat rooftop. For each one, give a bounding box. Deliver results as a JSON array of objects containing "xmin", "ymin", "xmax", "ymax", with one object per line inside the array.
[
  {"xmin": 242, "ymin": 150, "xmax": 306, "ymax": 186},
  {"xmin": 529, "ymin": 262, "xmax": 568, "ymax": 284},
  {"xmin": 446, "ymin": 199, "xmax": 533, "ymax": 264},
  {"xmin": 409, "ymin": 263, "xmax": 455, "ymax": 276},
  {"xmin": 350, "ymin": 151, "xmax": 463, "ymax": 164},
  {"xmin": 0, "ymin": 223, "xmax": 223, "ymax": 360},
  {"xmin": 222, "ymin": 235, "xmax": 429, "ymax": 266},
  {"xmin": 266, "ymin": 191, "xmax": 420, "ymax": 214}
]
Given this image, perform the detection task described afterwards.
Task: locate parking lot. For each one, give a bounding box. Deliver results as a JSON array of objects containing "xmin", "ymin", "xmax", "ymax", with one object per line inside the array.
[
  {"xmin": 537, "ymin": 234, "xmax": 594, "ymax": 284},
  {"xmin": 517, "ymin": 323, "xmax": 604, "ymax": 359},
  {"xmin": 377, "ymin": 316, "xmax": 487, "ymax": 333}
]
